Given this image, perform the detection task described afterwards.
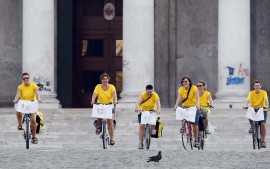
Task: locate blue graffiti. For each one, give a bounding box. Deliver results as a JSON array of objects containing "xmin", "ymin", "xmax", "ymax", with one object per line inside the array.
[
  {"xmin": 226, "ymin": 66, "xmax": 235, "ymax": 76},
  {"xmin": 226, "ymin": 76, "xmax": 244, "ymax": 85}
]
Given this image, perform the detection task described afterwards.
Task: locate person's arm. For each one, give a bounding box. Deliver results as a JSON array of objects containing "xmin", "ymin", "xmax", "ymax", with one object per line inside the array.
[
  {"xmin": 156, "ymin": 99, "xmax": 161, "ymax": 114},
  {"xmin": 91, "ymin": 93, "xmax": 98, "ymax": 105},
  {"xmin": 135, "ymin": 95, "xmax": 143, "ymax": 111},
  {"xmin": 112, "ymin": 90, "xmax": 117, "ymax": 104},
  {"xmin": 265, "ymin": 98, "xmax": 269, "ymax": 109},
  {"xmin": 208, "ymin": 94, "xmax": 214, "ymax": 107},
  {"xmin": 243, "ymin": 100, "xmax": 251, "ymax": 108},
  {"xmin": 195, "ymin": 90, "xmax": 200, "ymax": 109},
  {"xmin": 35, "ymin": 88, "xmax": 41, "ymax": 102},
  {"xmin": 174, "ymin": 94, "xmax": 182, "ymax": 111},
  {"xmin": 13, "ymin": 89, "xmax": 21, "ymax": 103}
]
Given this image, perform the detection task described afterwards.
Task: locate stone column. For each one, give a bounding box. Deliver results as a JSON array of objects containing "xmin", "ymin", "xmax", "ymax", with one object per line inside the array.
[
  {"xmin": 215, "ymin": 0, "xmax": 250, "ymax": 108},
  {"xmin": 23, "ymin": 0, "xmax": 60, "ymax": 109},
  {"xmin": 120, "ymin": 0, "xmax": 154, "ymax": 107}
]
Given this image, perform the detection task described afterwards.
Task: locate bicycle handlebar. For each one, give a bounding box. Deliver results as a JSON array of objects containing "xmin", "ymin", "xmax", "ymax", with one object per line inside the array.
[
  {"xmin": 94, "ymin": 102, "xmax": 118, "ymax": 105},
  {"xmin": 135, "ymin": 110, "xmax": 156, "ymax": 113},
  {"xmin": 243, "ymin": 106, "xmax": 267, "ymax": 110}
]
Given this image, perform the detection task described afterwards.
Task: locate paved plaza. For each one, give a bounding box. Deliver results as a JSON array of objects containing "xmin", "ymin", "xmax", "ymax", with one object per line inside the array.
[{"xmin": 0, "ymin": 108, "xmax": 269, "ymax": 168}]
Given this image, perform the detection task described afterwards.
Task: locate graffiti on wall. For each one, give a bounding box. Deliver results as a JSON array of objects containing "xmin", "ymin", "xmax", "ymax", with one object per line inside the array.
[
  {"xmin": 123, "ymin": 60, "xmax": 130, "ymax": 70},
  {"xmin": 33, "ymin": 76, "xmax": 51, "ymax": 92},
  {"xmin": 226, "ymin": 64, "xmax": 249, "ymax": 86}
]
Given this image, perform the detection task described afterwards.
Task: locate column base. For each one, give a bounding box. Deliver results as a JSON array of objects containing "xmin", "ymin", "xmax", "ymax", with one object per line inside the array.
[
  {"xmin": 214, "ymin": 92, "xmax": 247, "ymax": 109},
  {"xmin": 118, "ymin": 92, "xmax": 139, "ymax": 108},
  {"xmin": 39, "ymin": 94, "xmax": 61, "ymax": 109}
]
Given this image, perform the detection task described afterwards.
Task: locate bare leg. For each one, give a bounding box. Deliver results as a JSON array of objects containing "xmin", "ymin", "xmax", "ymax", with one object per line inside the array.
[
  {"xmin": 97, "ymin": 118, "xmax": 102, "ymax": 128},
  {"xmin": 30, "ymin": 113, "xmax": 37, "ymax": 139},
  {"xmin": 249, "ymin": 119, "xmax": 253, "ymax": 128},
  {"xmin": 193, "ymin": 124, "xmax": 199, "ymax": 142},
  {"xmin": 261, "ymin": 123, "xmax": 266, "ymax": 142},
  {"xmin": 107, "ymin": 119, "xmax": 114, "ymax": 141},
  {"xmin": 204, "ymin": 116, "xmax": 209, "ymax": 129},
  {"xmin": 139, "ymin": 124, "xmax": 145, "ymax": 144},
  {"xmin": 16, "ymin": 112, "xmax": 23, "ymax": 128}
]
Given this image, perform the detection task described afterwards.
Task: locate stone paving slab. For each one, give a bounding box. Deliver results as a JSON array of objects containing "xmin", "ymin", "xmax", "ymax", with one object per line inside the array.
[{"xmin": 0, "ymin": 149, "xmax": 269, "ymax": 169}]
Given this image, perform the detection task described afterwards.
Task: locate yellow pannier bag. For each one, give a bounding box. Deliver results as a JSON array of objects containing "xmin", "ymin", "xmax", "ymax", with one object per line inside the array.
[
  {"xmin": 36, "ymin": 110, "xmax": 44, "ymax": 133},
  {"xmin": 151, "ymin": 117, "xmax": 163, "ymax": 138}
]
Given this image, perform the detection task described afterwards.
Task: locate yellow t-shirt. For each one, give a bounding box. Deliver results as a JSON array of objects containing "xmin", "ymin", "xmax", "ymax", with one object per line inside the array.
[
  {"xmin": 140, "ymin": 92, "xmax": 160, "ymax": 111},
  {"xmin": 200, "ymin": 91, "xmax": 211, "ymax": 110},
  {"xmin": 247, "ymin": 90, "xmax": 268, "ymax": 109},
  {"xmin": 178, "ymin": 85, "xmax": 198, "ymax": 108},
  {"xmin": 94, "ymin": 84, "xmax": 116, "ymax": 104},
  {"xmin": 18, "ymin": 83, "xmax": 38, "ymax": 100}
]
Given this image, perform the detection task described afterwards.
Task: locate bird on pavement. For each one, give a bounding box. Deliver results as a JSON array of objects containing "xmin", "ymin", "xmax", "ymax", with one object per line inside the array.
[{"xmin": 147, "ymin": 151, "xmax": 162, "ymax": 163}]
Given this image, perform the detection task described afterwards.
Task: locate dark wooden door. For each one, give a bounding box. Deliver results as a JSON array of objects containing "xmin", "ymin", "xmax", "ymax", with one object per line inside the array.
[{"xmin": 74, "ymin": 0, "xmax": 123, "ymax": 108}]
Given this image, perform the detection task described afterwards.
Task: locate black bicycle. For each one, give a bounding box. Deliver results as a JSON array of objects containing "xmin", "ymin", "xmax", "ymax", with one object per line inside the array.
[
  {"xmin": 243, "ymin": 107, "xmax": 264, "ymax": 150},
  {"xmin": 137, "ymin": 110, "xmax": 156, "ymax": 150},
  {"xmin": 198, "ymin": 105, "xmax": 213, "ymax": 150}
]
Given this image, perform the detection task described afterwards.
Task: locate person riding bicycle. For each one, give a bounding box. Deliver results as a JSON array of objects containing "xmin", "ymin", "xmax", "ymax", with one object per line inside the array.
[
  {"xmin": 135, "ymin": 84, "xmax": 161, "ymax": 149},
  {"xmin": 243, "ymin": 80, "xmax": 268, "ymax": 148},
  {"xmin": 174, "ymin": 76, "xmax": 200, "ymax": 147},
  {"xmin": 91, "ymin": 73, "xmax": 117, "ymax": 146},
  {"xmin": 197, "ymin": 80, "xmax": 214, "ymax": 134},
  {"xmin": 13, "ymin": 72, "xmax": 41, "ymax": 144}
]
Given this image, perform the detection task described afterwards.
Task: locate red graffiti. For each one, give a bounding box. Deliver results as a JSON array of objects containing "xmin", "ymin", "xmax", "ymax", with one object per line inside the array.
[{"xmin": 238, "ymin": 64, "xmax": 249, "ymax": 76}]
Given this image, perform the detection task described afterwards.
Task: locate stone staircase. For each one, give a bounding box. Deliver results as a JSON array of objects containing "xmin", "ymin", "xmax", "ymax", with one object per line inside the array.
[{"xmin": 0, "ymin": 108, "xmax": 269, "ymax": 151}]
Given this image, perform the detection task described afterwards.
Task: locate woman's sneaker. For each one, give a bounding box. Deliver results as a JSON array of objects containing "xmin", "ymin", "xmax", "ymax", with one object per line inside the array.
[
  {"xmin": 261, "ymin": 142, "xmax": 266, "ymax": 148},
  {"xmin": 205, "ymin": 128, "xmax": 211, "ymax": 134},
  {"xmin": 138, "ymin": 143, "xmax": 144, "ymax": 149}
]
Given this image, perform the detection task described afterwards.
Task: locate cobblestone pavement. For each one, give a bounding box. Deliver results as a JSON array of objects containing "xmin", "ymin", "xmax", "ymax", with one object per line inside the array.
[{"xmin": 0, "ymin": 149, "xmax": 269, "ymax": 169}]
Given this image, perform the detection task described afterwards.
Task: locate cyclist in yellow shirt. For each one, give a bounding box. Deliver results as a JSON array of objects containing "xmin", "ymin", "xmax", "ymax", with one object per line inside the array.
[
  {"xmin": 13, "ymin": 72, "xmax": 40, "ymax": 144},
  {"xmin": 135, "ymin": 85, "xmax": 161, "ymax": 149},
  {"xmin": 243, "ymin": 80, "xmax": 268, "ymax": 148},
  {"xmin": 91, "ymin": 73, "xmax": 117, "ymax": 146},
  {"xmin": 197, "ymin": 80, "xmax": 214, "ymax": 134},
  {"xmin": 174, "ymin": 76, "xmax": 200, "ymax": 147}
]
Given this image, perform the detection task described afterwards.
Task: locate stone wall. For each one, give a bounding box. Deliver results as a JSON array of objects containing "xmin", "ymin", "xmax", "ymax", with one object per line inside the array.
[
  {"xmin": 155, "ymin": 0, "xmax": 218, "ymax": 107},
  {"xmin": 251, "ymin": 0, "xmax": 270, "ymax": 93},
  {"xmin": 0, "ymin": 1, "xmax": 22, "ymax": 107}
]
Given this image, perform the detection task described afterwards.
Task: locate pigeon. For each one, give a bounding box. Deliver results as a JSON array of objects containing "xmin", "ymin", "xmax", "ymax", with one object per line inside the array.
[
  {"xmin": 229, "ymin": 104, "xmax": 232, "ymax": 108},
  {"xmin": 147, "ymin": 151, "xmax": 162, "ymax": 163}
]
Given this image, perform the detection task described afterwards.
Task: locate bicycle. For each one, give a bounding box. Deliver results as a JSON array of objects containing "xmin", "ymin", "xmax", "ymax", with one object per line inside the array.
[
  {"xmin": 92, "ymin": 102, "xmax": 115, "ymax": 149},
  {"xmin": 16, "ymin": 100, "xmax": 38, "ymax": 149},
  {"xmin": 244, "ymin": 107, "xmax": 265, "ymax": 150},
  {"xmin": 197, "ymin": 105, "xmax": 213, "ymax": 150},
  {"xmin": 137, "ymin": 110, "xmax": 157, "ymax": 150},
  {"xmin": 176, "ymin": 106, "xmax": 197, "ymax": 150}
]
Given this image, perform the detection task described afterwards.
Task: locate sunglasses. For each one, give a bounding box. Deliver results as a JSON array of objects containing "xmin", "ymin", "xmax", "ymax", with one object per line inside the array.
[
  {"xmin": 182, "ymin": 81, "xmax": 189, "ymax": 83},
  {"xmin": 23, "ymin": 77, "xmax": 29, "ymax": 80}
]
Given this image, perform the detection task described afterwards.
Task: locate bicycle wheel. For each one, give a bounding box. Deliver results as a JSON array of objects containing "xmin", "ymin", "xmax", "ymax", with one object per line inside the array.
[
  {"xmin": 188, "ymin": 123, "xmax": 194, "ymax": 149},
  {"xmin": 25, "ymin": 117, "xmax": 30, "ymax": 149},
  {"xmin": 102, "ymin": 121, "xmax": 107, "ymax": 149},
  {"xmin": 252, "ymin": 122, "xmax": 257, "ymax": 149},
  {"xmin": 181, "ymin": 120, "xmax": 190, "ymax": 150},
  {"xmin": 257, "ymin": 124, "xmax": 261, "ymax": 149},
  {"xmin": 201, "ymin": 131, "xmax": 205, "ymax": 150},
  {"xmin": 145, "ymin": 124, "xmax": 151, "ymax": 150}
]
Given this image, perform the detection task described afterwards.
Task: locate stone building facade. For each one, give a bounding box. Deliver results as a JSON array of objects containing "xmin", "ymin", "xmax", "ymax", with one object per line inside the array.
[{"xmin": 0, "ymin": 0, "xmax": 270, "ymax": 108}]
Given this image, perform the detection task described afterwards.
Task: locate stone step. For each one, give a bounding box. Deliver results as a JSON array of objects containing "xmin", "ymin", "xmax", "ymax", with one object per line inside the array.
[{"xmin": 0, "ymin": 108, "xmax": 269, "ymax": 151}]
